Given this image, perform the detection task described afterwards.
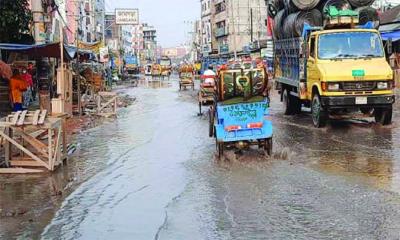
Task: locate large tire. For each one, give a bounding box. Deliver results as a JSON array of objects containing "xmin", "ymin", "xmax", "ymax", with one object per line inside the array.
[
  {"xmin": 291, "ymin": 94, "xmax": 302, "ymax": 114},
  {"xmin": 374, "ymin": 106, "xmax": 392, "ymax": 125},
  {"xmin": 311, "ymin": 93, "xmax": 327, "ymax": 128},
  {"xmin": 265, "ymin": 138, "xmax": 273, "ymax": 156},
  {"xmin": 283, "ymin": 89, "xmax": 293, "ymax": 115}
]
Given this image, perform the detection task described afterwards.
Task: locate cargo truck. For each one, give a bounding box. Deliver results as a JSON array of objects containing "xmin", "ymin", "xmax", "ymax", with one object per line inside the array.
[
  {"xmin": 274, "ymin": 9, "xmax": 395, "ymax": 127},
  {"xmin": 123, "ymin": 55, "xmax": 140, "ymax": 79}
]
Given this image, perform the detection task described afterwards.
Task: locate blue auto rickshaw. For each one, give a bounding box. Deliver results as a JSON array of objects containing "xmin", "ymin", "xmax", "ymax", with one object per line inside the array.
[{"xmin": 209, "ymin": 61, "xmax": 273, "ymax": 158}]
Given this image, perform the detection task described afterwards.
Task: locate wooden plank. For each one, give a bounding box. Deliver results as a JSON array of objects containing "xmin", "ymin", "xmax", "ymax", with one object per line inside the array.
[
  {"xmin": 4, "ymin": 128, "xmax": 10, "ymax": 167},
  {"xmin": 10, "ymin": 160, "xmax": 43, "ymax": 167},
  {"xmin": 18, "ymin": 131, "xmax": 49, "ymax": 156},
  {"xmin": 98, "ymin": 96, "xmax": 117, "ymax": 112},
  {"xmin": 38, "ymin": 110, "xmax": 47, "ymax": 125},
  {"xmin": 48, "ymin": 128, "xmax": 53, "ymax": 171},
  {"xmin": 32, "ymin": 110, "xmax": 41, "ymax": 125},
  {"xmin": 11, "ymin": 112, "xmax": 21, "ymax": 125},
  {"xmin": 17, "ymin": 110, "xmax": 28, "ymax": 126},
  {"xmin": 0, "ymin": 168, "xmax": 44, "ymax": 174},
  {"xmin": 0, "ymin": 131, "xmax": 49, "ymax": 169}
]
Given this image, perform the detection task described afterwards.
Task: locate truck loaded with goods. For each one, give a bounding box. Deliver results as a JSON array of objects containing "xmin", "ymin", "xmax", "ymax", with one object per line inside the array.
[{"xmin": 269, "ymin": 0, "xmax": 394, "ymax": 127}]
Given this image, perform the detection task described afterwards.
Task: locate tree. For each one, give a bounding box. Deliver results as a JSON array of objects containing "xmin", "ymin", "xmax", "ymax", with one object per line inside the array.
[{"xmin": 0, "ymin": 0, "xmax": 33, "ymax": 43}]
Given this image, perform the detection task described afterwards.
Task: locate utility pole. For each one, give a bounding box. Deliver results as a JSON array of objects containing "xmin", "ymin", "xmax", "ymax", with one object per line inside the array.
[
  {"xmin": 32, "ymin": 0, "xmax": 45, "ymax": 44},
  {"xmin": 230, "ymin": 0, "xmax": 238, "ymax": 60},
  {"xmin": 250, "ymin": 8, "xmax": 254, "ymax": 43}
]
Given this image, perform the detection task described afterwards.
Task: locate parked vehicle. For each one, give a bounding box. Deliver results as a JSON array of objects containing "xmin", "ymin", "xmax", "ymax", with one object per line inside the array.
[
  {"xmin": 145, "ymin": 64, "xmax": 152, "ymax": 76},
  {"xmin": 159, "ymin": 56, "xmax": 172, "ymax": 77},
  {"xmin": 198, "ymin": 75, "xmax": 215, "ymax": 115},
  {"xmin": 209, "ymin": 61, "xmax": 273, "ymax": 158},
  {"xmin": 178, "ymin": 65, "xmax": 195, "ymax": 90},
  {"xmin": 274, "ymin": 9, "xmax": 395, "ymax": 127},
  {"xmin": 123, "ymin": 55, "xmax": 140, "ymax": 78}
]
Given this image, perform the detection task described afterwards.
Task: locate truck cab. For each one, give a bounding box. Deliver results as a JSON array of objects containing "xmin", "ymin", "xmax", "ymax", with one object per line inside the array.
[
  {"xmin": 305, "ymin": 29, "xmax": 394, "ymax": 126},
  {"xmin": 274, "ymin": 10, "xmax": 394, "ymax": 127}
]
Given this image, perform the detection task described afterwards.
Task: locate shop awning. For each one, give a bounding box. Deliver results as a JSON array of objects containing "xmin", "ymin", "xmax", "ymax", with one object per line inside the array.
[
  {"xmin": 381, "ymin": 30, "xmax": 400, "ymax": 41},
  {"xmin": 0, "ymin": 42, "xmax": 77, "ymax": 61}
]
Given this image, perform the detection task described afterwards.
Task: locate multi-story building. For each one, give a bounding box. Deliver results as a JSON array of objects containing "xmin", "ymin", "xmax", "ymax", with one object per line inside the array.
[
  {"xmin": 132, "ymin": 24, "xmax": 144, "ymax": 57},
  {"xmin": 210, "ymin": 0, "xmax": 268, "ymax": 56},
  {"xmin": 200, "ymin": 0, "xmax": 213, "ymax": 56},
  {"xmin": 104, "ymin": 13, "xmax": 121, "ymax": 51},
  {"xmin": 121, "ymin": 25, "xmax": 133, "ymax": 55},
  {"xmin": 143, "ymin": 23, "xmax": 157, "ymax": 61},
  {"xmin": 76, "ymin": 0, "xmax": 105, "ymax": 43}
]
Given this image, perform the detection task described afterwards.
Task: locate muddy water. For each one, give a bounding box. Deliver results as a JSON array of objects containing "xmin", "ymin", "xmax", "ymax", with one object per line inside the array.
[{"xmin": 2, "ymin": 75, "xmax": 400, "ymax": 239}]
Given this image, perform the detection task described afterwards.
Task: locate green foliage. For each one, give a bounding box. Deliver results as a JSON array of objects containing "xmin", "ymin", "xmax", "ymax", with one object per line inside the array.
[{"xmin": 0, "ymin": 0, "xmax": 33, "ymax": 43}]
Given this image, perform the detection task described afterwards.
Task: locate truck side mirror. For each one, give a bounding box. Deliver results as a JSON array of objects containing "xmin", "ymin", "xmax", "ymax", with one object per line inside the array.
[{"xmin": 388, "ymin": 38, "xmax": 393, "ymax": 55}]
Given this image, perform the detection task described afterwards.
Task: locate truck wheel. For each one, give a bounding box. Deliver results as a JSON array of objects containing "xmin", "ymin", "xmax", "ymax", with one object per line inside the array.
[
  {"xmin": 374, "ymin": 107, "xmax": 392, "ymax": 125},
  {"xmin": 291, "ymin": 94, "xmax": 302, "ymax": 114},
  {"xmin": 311, "ymin": 93, "xmax": 327, "ymax": 128},
  {"xmin": 283, "ymin": 89, "xmax": 293, "ymax": 115}
]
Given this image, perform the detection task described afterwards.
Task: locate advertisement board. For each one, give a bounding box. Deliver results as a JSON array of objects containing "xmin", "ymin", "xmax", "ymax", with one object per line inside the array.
[{"xmin": 115, "ymin": 9, "xmax": 139, "ymax": 25}]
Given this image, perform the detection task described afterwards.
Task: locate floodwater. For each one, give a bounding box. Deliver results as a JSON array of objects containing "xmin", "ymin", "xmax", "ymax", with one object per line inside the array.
[{"xmin": 2, "ymin": 75, "xmax": 400, "ymax": 239}]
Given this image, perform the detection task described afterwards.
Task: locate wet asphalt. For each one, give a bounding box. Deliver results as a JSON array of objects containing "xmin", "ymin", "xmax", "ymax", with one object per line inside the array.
[{"xmin": 2, "ymin": 75, "xmax": 400, "ymax": 239}]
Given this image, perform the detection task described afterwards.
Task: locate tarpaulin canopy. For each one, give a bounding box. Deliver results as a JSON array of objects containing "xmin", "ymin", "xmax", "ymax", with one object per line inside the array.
[
  {"xmin": 380, "ymin": 30, "xmax": 400, "ymax": 41},
  {"xmin": 0, "ymin": 42, "xmax": 77, "ymax": 61}
]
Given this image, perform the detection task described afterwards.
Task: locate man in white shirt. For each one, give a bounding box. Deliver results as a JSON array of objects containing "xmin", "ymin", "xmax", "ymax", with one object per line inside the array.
[{"xmin": 203, "ymin": 65, "xmax": 216, "ymax": 85}]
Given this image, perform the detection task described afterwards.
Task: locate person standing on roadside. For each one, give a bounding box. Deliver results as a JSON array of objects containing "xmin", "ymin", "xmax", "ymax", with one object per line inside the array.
[
  {"xmin": 9, "ymin": 69, "xmax": 28, "ymax": 112},
  {"xmin": 21, "ymin": 67, "xmax": 33, "ymax": 109}
]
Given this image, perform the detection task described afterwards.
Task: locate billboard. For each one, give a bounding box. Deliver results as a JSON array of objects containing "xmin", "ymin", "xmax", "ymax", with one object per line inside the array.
[{"xmin": 115, "ymin": 9, "xmax": 139, "ymax": 25}]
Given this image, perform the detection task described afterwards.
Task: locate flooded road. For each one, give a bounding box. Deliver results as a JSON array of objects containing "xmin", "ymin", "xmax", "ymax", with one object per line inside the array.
[{"xmin": 2, "ymin": 75, "xmax": 400, "ymax": 239}]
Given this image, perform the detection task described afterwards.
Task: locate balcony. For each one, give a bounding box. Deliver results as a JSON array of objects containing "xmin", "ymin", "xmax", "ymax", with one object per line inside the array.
[{"xmin": 215, "ymin": 27, "xmax": 228, "ymax": 38}]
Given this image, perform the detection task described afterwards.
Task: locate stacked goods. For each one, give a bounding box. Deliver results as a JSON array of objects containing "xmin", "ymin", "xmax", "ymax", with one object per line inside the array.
[{"xmin": 268, "ymin": 0, "xmax": 379, "ymax": 39}]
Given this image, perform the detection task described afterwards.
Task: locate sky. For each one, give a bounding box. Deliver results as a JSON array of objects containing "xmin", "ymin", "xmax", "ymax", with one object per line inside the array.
[{"xmin": 105, "ymin": 0, "xmax": 200, "ymax": 48}]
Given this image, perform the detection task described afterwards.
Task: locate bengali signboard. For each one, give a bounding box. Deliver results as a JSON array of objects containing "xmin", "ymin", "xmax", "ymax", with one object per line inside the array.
[{"xmin": 115, "ymin": 9, "xmax": 139, "ymax": 25}]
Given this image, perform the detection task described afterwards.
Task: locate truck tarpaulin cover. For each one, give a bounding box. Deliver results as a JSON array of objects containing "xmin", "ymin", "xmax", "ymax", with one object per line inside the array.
[
  {"xmin": 381, "ymin": 31, "xmax": 400, "ymax": 42},
  {"xmin": 0, "ymin": 43, "xmax": 76, "ymax": 61}
]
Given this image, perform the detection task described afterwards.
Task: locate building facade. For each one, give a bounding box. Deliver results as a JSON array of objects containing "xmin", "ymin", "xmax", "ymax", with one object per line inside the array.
[
  {"xmin": 200, "ymin": 0, "xmax": 268, "ymax": 57},
  {"xmin": 143, "ymin": 23, "xmax": 157, "ymax": 61},
  {"xmin": 200, "ymin": 0, "xmax": 213, "ymax": 56}
]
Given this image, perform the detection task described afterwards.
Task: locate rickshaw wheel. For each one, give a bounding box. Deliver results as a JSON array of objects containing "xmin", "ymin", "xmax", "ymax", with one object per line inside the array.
[
  {"xmin": 264, "ymin": 138, "xmax": 273, "ymax": 156},
  {"xmin": 216, "ymin": 141, "xmax": 224, "ymax": 159},
  {"xmin": 208, "ymin": 108, "xmax": 214, "ymax": 137},
  {"xmin": 198, "ymin": 102, "xmax": 202, "ymax": 115}
]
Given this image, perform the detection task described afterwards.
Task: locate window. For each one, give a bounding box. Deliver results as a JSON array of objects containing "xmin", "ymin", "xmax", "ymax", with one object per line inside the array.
[{"xmin": 309, "ymin": 36, "xmax": 315, "ymax": 58}]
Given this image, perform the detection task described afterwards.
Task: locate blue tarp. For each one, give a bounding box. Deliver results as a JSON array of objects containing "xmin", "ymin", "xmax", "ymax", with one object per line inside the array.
[
  {"xmin": 0, "ymin": 42, "xmax": 77, "ymax": 60},
  {"xmin": 381, "ymin": 31, "xmax": 400, "ymax": 41}
]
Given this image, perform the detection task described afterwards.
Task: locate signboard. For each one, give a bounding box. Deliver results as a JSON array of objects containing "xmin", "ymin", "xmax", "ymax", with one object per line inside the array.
[{"xmin": 115, "ymin": 9, "xmax": 139, "ymax": 25}]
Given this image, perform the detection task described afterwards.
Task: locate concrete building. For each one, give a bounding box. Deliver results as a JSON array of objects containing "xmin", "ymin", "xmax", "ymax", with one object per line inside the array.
[
  {"xmin": 121, "ymin": 25, "xmax": 133, "ymax": 55},
  {"xmin": 143, "ymin": 23, "xmax": 157, "ymax": 61},
  {"xmin": 210, "ymin": 0, "xmax": 268, "ymax": 56},
  {"xmin": 200, "ymin": 0, "xmax": 213, "ymax": 56},
  {"xmin": 104, "ymin": 14, "xmax": 121, "ymax": 51},
  {"xmin": 132, "ymin": 24, "xmax": 144, "ymax": 57},
  {"xmin": 75, "ymin": 0, "xmax": 105, "ymax": 43}
]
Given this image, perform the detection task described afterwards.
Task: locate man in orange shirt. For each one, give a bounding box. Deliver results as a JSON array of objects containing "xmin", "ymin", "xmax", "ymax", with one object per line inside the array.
[{"xmin": 9, "ymin": 70, "xmax": 28, "ymax": 111}]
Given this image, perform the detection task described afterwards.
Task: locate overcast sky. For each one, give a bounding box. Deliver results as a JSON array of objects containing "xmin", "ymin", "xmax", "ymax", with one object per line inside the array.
[{"xmin": 106, "ymin": 0, "xmax": 200, "ymax": 48}]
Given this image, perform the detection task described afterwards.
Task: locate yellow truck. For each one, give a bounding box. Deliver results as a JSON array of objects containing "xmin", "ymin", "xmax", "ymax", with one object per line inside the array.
[{"xmin": 274, "ymin": 14, "xmax": 394, "ymax": 127}]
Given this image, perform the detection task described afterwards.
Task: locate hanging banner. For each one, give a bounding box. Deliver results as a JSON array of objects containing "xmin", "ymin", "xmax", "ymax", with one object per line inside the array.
[{"xmin": 78, "ymin": 41, "xmax": 101, "ymax": 53}]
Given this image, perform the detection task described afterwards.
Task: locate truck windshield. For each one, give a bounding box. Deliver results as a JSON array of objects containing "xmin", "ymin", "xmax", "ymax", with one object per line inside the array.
[{"xmin": 318, "ymin": 32, "xmax": 384, "ymax": 60}]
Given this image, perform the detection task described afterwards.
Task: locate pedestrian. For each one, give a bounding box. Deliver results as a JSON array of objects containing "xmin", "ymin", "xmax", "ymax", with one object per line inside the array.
[
  {"xmin": 202, "ymin": 65, "xmax": 216, "ymax": 85},
  {"xmin": 9, "ymin": 69, "xmax": 28, "ymax": 112},
  {"xmin": 27, "ymin": 62, "xmax": 37, "ymax": 101},
  {"xmin": 21, "ymin": 67, "xmax": 33, "ymax": 109}
]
